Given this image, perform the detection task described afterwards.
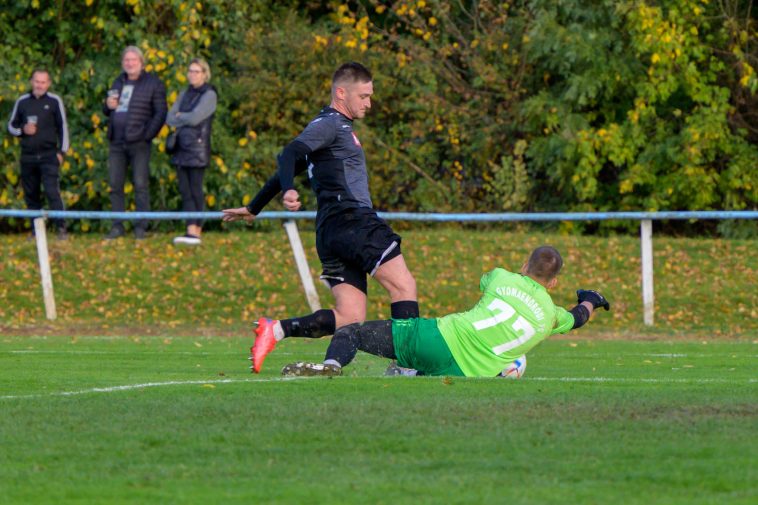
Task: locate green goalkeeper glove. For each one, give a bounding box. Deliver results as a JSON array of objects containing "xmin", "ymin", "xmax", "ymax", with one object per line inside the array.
[{"xmin": 577, "ymin": 289, "xmax": 610, "ymax": 311}]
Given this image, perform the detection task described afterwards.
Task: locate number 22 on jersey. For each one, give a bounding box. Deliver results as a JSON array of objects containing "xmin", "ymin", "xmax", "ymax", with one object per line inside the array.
[{"xmin": 472, "ymin": 299, "xmax": 536, "ymax": 355}]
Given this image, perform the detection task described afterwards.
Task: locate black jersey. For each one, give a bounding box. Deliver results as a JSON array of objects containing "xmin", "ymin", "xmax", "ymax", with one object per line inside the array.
[
  {"xmin": 290, "ymin": 107, "xmax": 371, "ymax": 210},
  {"xmin": 245, "ymin": 106, "xmax": 403, "ymax": 290},
  {"xmin": 246, "ymin": 107, "xmax": 372, "ymax": 222}
]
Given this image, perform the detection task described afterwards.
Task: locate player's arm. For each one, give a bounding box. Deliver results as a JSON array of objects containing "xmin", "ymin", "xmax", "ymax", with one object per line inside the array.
[
  {"xmin": 277, "ymin": 117, "xmax": 337, "ymax": 209},
  {"xmin": 222, "ymin": 158, "xmax": 311, "ymax": 222},
  {"xmin": 567, "ymin": 302, "xmax": 594, "ymax": 330},
  {"xmin": 552, "ymin": 289, "xmax": 610, "ymax": 334},
  {"xmin": 222, "ymin": 172, "xmax": 280, "ymax": 223},
  {"xmin": 277, "ymin": 141, "xmax": 312, "ymax": 195}
]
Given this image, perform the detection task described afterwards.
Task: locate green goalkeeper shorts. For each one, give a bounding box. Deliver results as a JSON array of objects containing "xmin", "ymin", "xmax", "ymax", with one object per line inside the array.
[{"xmin": 392, "ymin": 318, "xmax": 465, "ymax": 376}]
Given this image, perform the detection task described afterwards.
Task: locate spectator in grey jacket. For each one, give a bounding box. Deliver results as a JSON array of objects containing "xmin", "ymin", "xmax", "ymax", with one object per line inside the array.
[
  {"xmin": 7, "ymin": 69, "xmax": 70, "ymax": 239},
  {"xmin": 166, "ymin": 58, "xmax": 217, "ymax": 246},
  {"xmin": 103, "ymin": 46, "xmax": 167, "ymax": 240}
]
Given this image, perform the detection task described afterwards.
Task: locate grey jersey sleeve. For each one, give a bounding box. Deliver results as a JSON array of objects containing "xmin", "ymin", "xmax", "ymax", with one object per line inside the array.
[
  {"xmin": 276, "ymin": 115, "xmax": 339, "ymax": 192},
  {"xmin": 294, "ymin": 116, "xmax": 337, "ymax": 151}
]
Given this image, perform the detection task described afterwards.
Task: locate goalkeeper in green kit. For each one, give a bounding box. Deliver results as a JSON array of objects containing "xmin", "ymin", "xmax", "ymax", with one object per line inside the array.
[{"xmin": 252, "ymin": 246, "xmax": 610, "ymax": 377}]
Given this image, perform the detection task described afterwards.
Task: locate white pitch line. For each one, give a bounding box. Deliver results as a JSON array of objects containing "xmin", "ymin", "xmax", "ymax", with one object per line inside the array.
[
  {"xmin": 1, "ymin": 375, "xmax": 755, "ymax": 401},
  {"xmin": 536, "ymin": 353, "xmax": 758, "ymax": 359},
  {"xmin": 3, "ymin": 350, "xmax": 325, "ymax": 356},
  {"xmin": 0, "ymin": 377, "xmax": 310, "ymax": 400},
  {"xmin": 526, "ymin": 376, "xmax": 757, "ymax": 384}
]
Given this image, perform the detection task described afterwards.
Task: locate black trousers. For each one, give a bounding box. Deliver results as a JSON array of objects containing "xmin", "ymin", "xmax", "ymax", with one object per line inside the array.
[
  {"xmin": 175, "ymin": 165, "xmax": 206, "ymax": 227},
  {"xmin": 108, "ymin": 141, "xmax": 151, "ymax": 231},
  {"xmin": 20, "ymin": 155, "xmax": 65, "ymax": 230}
]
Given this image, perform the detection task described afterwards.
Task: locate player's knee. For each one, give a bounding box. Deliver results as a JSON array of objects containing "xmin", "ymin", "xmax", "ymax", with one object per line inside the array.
[
  {"xmin": 388, "ymin": 272, "xmax": 417, "ymax": 300},
  {"xmin": 376, "ymin": 264, "xmax": 416, "ymax": 298},
  {"xmin": 334, "ymin": 322, "xmax": 361, "ymax": 340}
]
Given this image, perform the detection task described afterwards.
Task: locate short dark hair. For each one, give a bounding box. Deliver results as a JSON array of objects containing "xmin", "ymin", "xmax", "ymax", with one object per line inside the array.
[
  {"xmin": 526, "ymin": 246, "xmax": 563, "ymax": 281},
  {"xmin": 332, "ymin": 62, "xmax": 372, "ymax": 86}
]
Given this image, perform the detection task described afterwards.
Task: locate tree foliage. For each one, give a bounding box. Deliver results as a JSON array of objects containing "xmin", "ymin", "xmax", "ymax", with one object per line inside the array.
[{"xmin": 0, "ymin": 0, "xmax": 755, "ymax": 235}]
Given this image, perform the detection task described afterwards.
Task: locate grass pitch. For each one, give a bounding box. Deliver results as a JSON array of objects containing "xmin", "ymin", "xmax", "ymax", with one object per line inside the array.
[{"xmin": 1, "ymin": 335, "xmax": 755, "ymax": 504}]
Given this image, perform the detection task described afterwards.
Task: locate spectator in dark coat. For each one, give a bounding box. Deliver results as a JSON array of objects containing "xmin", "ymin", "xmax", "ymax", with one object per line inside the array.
[
  {"xmin": 166, "ymin": 58, "xmax": 217, "ymax": 246},
  {"xmin": 103, "ymin": 45, "xmax": 167, "ymax": 240}
]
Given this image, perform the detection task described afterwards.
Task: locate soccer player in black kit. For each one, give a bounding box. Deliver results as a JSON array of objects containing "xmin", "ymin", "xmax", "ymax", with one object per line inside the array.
[{"xmin": 223, "ymin": 63, "xmax": 418, "ymax": 373}]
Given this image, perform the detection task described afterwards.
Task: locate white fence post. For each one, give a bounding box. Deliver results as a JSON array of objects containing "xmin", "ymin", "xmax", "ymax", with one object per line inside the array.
[
  {"xmin": 33, "ymin": 217, "xmax": 57, "ymax": 320},
  {"xmin": 282, "ymin": 220, "xmax": 321, "ymax": 312},
  {"xmin": 640, "ymin": 219, "xmax": 654, "ymax": 326}
]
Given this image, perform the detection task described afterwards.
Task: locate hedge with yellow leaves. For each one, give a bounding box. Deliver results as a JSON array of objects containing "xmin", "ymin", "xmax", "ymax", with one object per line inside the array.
[{"xmin": 0, "ymin": 0, "xmax": 756, "ymax": 236}]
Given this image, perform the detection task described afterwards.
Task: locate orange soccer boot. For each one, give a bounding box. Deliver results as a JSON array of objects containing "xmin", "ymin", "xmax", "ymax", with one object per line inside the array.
[{"xmin": 249, "ymin": 318, "xmax": 279, "ymax": 373}]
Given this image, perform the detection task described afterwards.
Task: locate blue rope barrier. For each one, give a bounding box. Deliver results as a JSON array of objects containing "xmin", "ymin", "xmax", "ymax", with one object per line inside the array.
[{"xmin": 0, "ymin": 209, "xmax": 756, "ymax": 221}]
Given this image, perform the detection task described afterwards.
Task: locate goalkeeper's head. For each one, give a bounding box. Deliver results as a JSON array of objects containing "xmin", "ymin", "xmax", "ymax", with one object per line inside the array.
[{"xmin": 522, "ymin": 246, "xmax": 563, "ymax": 289}]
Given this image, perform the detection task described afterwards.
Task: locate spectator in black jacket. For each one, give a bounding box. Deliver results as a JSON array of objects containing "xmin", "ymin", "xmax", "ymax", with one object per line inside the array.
[
  {"xmin": 103, "ymin": 46, "xmax": 167, "ymax": 239},
  {"xmin": 7, "ymin": 69, "xmax": 70, "ymax": 240},
  {"xmin": 166, "ymin": 58, "xmax": 217, "ymax": 246}
]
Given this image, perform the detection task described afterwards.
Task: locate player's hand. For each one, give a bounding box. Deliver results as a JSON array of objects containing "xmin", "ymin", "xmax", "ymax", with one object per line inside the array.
[
  {"xmin": 222, "ymin": 207, "xmax": 255, "ymax": 223},
  {"xmin": 106, "ymin": 96, "xmax": 119, "ymax": 110},
  {"xmin": 577, "ymin": 289, "xmax": 610, "ymax": 311},
  {"xmin": 23, "ymin": 124, "xmax": 37, "ymax": 135},
  {"xmin": 282, "ymin": 189, "xmax": 301, "ymax": 211}
]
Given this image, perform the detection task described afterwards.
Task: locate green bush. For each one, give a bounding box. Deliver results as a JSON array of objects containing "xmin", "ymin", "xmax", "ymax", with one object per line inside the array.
[{"xmin": 0, "ymin": 0, "xmax": 755, "ymax": 236}]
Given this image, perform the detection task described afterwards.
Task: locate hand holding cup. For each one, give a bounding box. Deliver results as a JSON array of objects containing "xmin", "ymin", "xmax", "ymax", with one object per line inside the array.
[
  {"xmin": 23, "ymin": 115, "xmax": 38, "ymax": 135},
  {"xmin": 106, "ymin": 89, "xmax": 119, "ymax": 110}
]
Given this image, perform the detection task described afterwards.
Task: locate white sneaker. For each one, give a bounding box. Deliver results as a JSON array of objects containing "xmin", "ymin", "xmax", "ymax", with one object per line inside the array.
[{"xmin": 173, "ymin": 234, "xmax": 201, "ymax": 245}]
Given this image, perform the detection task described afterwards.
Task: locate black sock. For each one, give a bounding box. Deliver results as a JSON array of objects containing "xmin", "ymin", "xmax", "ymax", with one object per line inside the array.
[
  {"xmin": 325, "ymin": 324, "xmax": 360, "ymax": 366},
  {"xmin": 280, "ymin": 309, "xmax": 336, "ymax": 338},
  {"xmin": 325, "ymin": 321, "xmax": 395, "ymax": 366},
  {"xmin": 391, "ymin": 300, "xmax": 419, "ymax": 319}
]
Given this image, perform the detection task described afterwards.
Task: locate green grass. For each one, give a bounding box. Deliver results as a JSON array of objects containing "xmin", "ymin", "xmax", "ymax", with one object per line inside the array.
[
  {"xmin": 1, "ymin": 335, "xmax": 756, "ymax": 504},
  {"xmin": 1, "ymin": 228, "xmax": 756, "ymax": 502},
  {"xmin": 1, "ymin": 228, "xmax": 756, "ymax": 337}
]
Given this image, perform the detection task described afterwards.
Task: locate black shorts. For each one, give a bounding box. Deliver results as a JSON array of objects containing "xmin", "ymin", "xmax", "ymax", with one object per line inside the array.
[{"xmin": 316, "ymin": 207, "xmax": 402, "ymax": 294}]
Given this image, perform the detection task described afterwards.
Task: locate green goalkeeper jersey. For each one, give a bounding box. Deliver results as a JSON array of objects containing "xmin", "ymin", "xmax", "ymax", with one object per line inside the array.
[{"xmin": 436, "ymin": 268, "xmax": 575, "ymax": 377}]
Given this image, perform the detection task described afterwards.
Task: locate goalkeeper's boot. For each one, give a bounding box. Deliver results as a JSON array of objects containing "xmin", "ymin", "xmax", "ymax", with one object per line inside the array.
[
  {"xmin": 249, "ymin": 318, "xmax": 278, "ymax": 373},
  {"xmin": 281, "ymin": 362, "xmax": 342, "ymax": 377}
]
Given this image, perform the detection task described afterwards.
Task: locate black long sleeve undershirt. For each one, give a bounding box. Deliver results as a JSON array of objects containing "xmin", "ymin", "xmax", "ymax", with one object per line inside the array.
[
  {"xmin": 277, "ymin": 140, "xmax": 312, "ymax": 193},
  {"xmin": 569, "ymin": 304, "xmax": 590, "ymax": 329},
  {"xmin": 245, "ymin": 154, "xmax": 310, "ymax": 215},
  {"xmin": 246, "ymin": 173, "xmax": 281, "ymax": 215}
]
